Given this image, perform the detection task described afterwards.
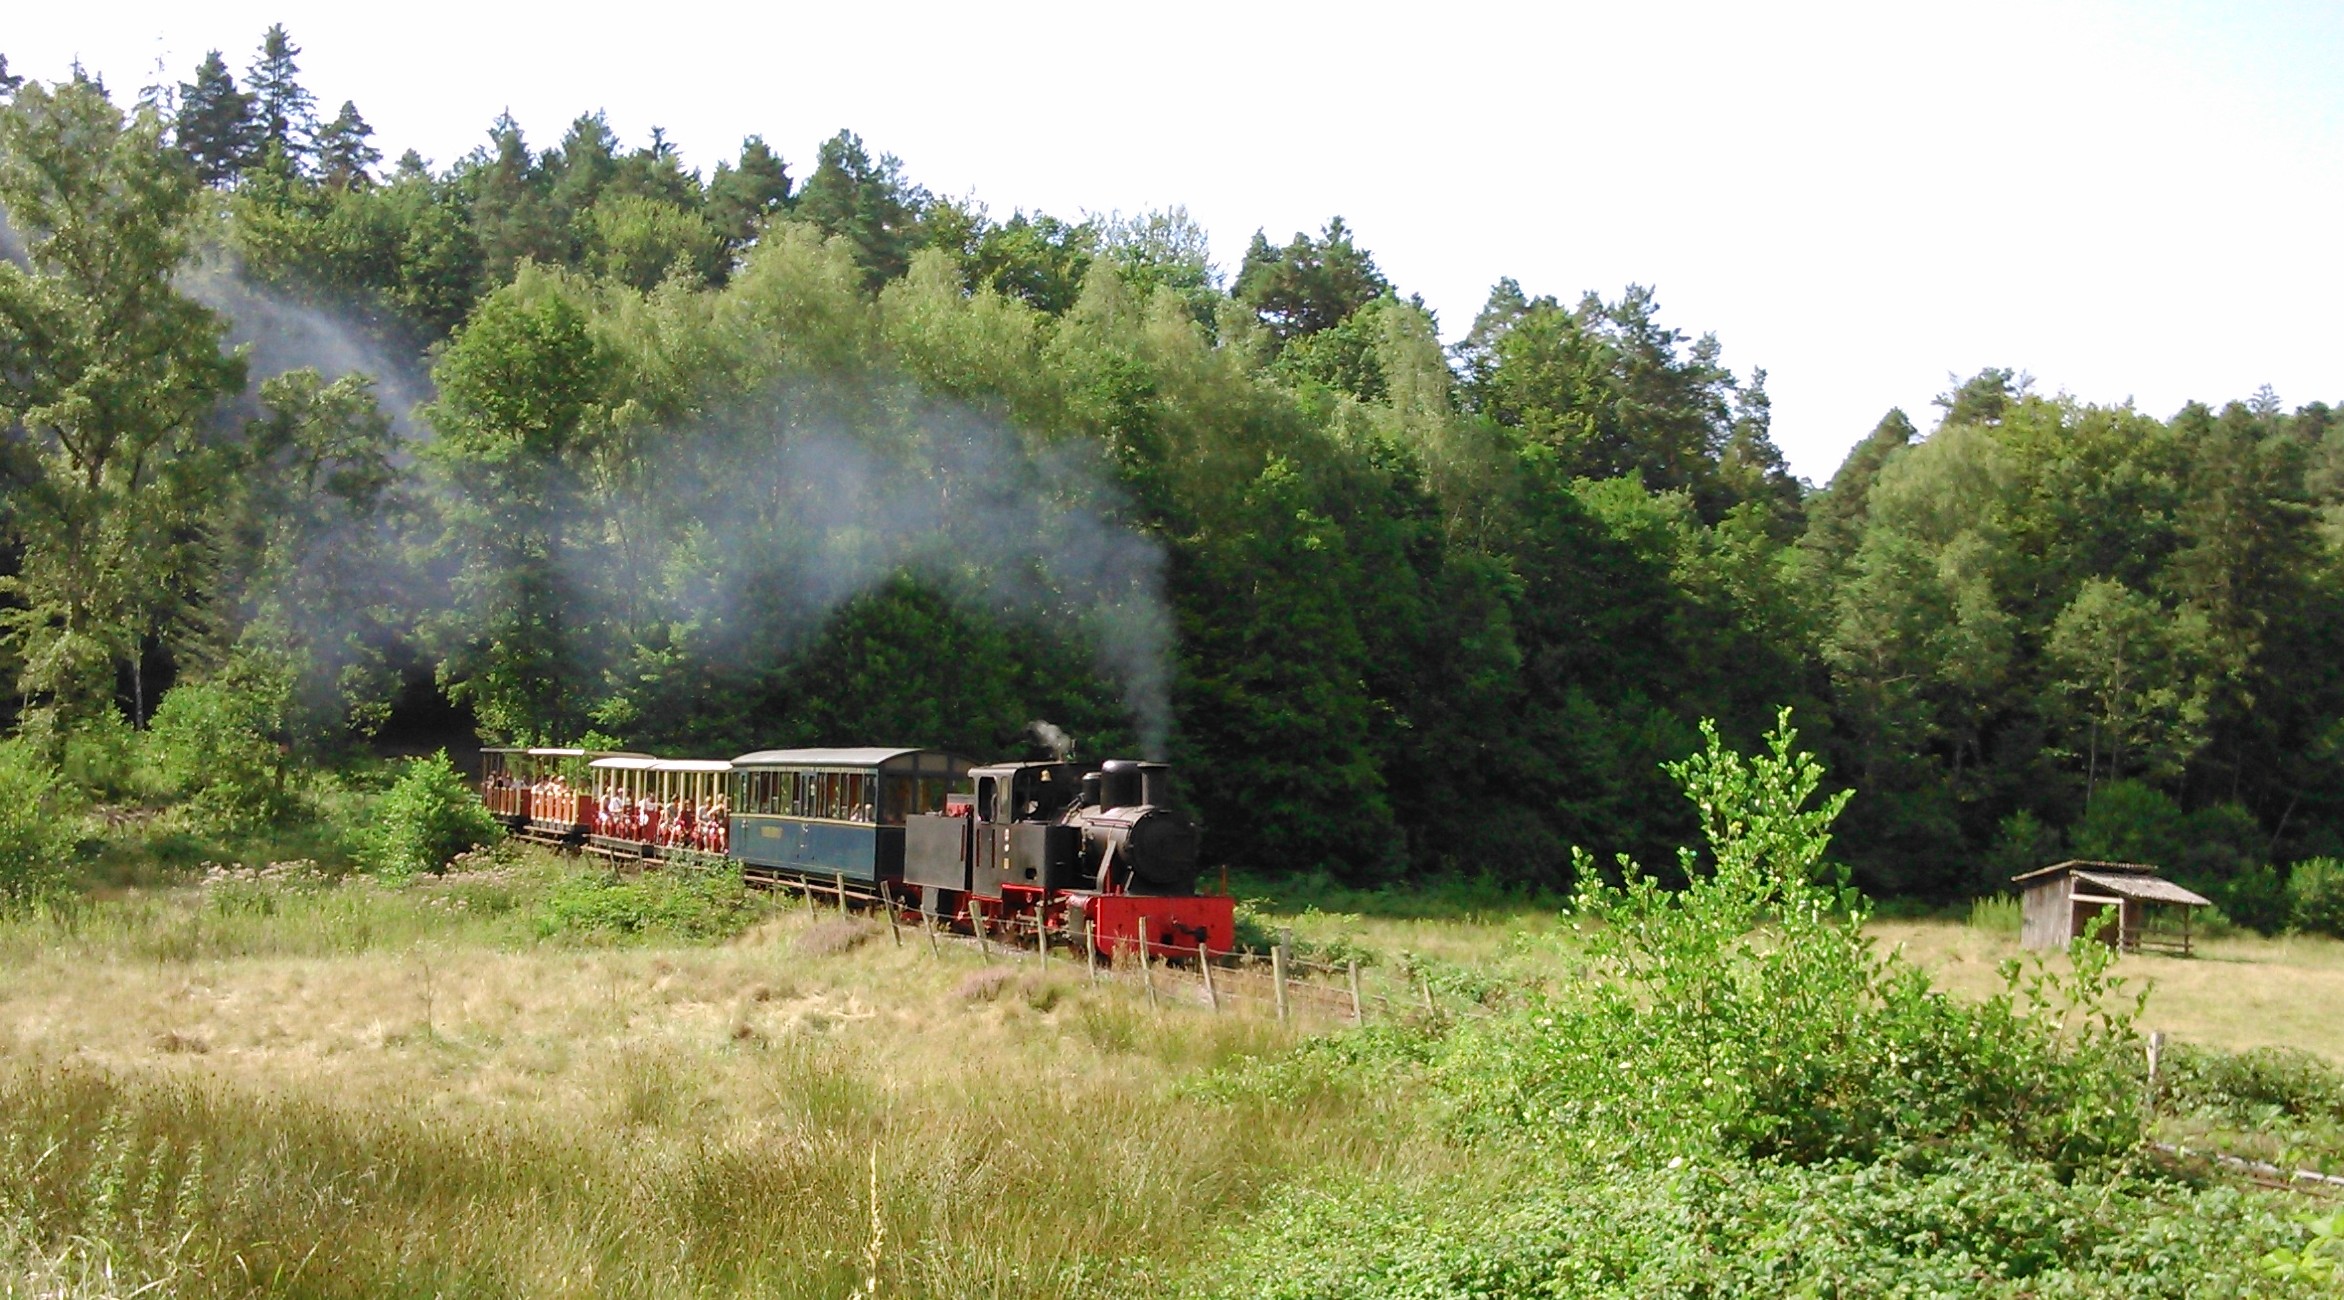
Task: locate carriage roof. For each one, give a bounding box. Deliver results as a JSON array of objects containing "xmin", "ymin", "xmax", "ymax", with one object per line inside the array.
[{"xmin": 729, "ymin": 747, "xmax": 966, "ymax": 770}]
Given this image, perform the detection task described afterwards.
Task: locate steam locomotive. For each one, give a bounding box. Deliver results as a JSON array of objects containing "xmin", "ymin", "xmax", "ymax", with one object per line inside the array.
[{"xmin": 477, "ymin": 745, "xmax": 1234, "ymax": 959}]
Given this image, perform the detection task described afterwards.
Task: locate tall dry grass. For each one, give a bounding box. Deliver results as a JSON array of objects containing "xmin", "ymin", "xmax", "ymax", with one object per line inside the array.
[{"xmin": 0, "ymin": 870, "xmax": 1451, "ymax": 1298}]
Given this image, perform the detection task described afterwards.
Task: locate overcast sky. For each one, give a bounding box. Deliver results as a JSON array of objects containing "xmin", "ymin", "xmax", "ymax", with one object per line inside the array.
[{"xmin": 10, "ymin": 0, "xmax": 2341, "ymax": 481}]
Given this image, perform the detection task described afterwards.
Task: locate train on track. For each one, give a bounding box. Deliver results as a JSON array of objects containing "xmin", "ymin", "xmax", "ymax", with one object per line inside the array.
[{"xmin": 478, "ymin": 745, "xmax": 1235, "ymax": 959}]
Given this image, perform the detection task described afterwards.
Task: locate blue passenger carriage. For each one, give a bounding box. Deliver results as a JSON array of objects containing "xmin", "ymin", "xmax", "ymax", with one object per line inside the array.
[{"xmin": 728, "ymin": 748, "xmax": 973, "ymax": 885}]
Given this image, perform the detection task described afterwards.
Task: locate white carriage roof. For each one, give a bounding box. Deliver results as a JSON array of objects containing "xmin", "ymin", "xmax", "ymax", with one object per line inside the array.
[
  {"xmin": 655, "ymin": 759, "xmax": 735, "ymax": 773},
  {"xmin": 731, "ymin": 747, "xmax": 933, "ymax": 768},
  {"xmin": 588, "ymin": 756, "xmax": 661, "ymax": 770},
  {"xmin": 526, "ymin": 747, "xmax": 587, "ymax": 757}
]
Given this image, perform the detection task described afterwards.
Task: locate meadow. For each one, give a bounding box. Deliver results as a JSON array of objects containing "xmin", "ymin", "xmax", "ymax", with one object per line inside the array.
[{"xmin": 2, "ymin": 841, "xmax": 2342, "ymax": 1297}]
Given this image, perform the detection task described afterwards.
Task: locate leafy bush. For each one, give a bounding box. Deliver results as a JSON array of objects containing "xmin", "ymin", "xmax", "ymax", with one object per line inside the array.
[
  {"xmin": 362, "ymin": 751, "xmax": 499, "ymax": 880},
  {"xmin": 2160, "ymin": 1043, "xmax": 2344, "ymax": 1126},
  {"xmin": 142, "ymin": 674, "xmax": 292, "ymax": 835},
  {"xmin": 1195, "ymin": 1156, "xmax": 2308, "ymax": 1298},
  {"xmin": 2288, "ymin": 857, "xmax": 2344, "ymax": 938},
  {"xmin": 0, "ymin": 742, "xmax": 77, "ymax": 909},
  {"xmin": 532, "ymin": 863, "xmax": 755, "ymax": 941},
  {"xmin": 1201, "ymin": 712, "xmax": 2181, "ymax": 1294},
  {"xmin": 2221, "ymin": 862, "xmax": 2293, "ymax": 935},
  {"xmin": 59, "ymin": 707, "xmax": 138, "ymax": 800}
]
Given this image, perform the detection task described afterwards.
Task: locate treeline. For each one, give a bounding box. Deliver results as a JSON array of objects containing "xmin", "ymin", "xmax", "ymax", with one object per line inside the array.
[{"xmin": 2, "ymin": 30, "xmax": 2341, "ymax": 921}]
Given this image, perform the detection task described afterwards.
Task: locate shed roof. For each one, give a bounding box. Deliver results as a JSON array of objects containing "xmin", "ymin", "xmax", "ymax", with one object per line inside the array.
[
  {"xmin": 2012, "ymin": 859, "xmax": 2163, "ymax": 885},
  {"xmin": 2072, "ymin": 870, "xmax": 2213, "ymax": 908}
]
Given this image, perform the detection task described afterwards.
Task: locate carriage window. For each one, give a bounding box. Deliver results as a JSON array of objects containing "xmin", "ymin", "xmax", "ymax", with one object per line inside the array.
[{"xmin": 976, "ymin": 776, "xmax": 997, "ymax": 822}]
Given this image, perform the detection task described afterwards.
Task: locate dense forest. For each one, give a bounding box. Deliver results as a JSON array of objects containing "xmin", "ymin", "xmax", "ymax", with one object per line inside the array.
[{"xmin": 2, "ymin": 30, "xmax": 2341, "ymax": 921}]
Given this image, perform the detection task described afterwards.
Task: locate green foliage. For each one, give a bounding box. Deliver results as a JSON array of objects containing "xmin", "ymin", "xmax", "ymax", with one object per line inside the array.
[
  {"xmin": 532, "ymin": 861, "xmax": 756, "ymax": 941},
  {"xmin": 0, "ymin": 741, "xmax": 76, "ymax": 909},
  {"xmin": 0, "ymin": 77, "xmax": 245, "ymax": 733},
  {"xmin": 2159, "ymin": 1043, "xmax": 2344, "ymax": 1127},
  {"xmin": 1968, "ymin": 892, "xmax": 2022, "ymax": 933},
  {"xmin": 1195, "ymin": 720, "xmax": 2297, "ymax": 1297},
  {"xmin": 2287, "ymin": 856, "xmax": 2344, "ymax": 937},
  {"xmin": 59, "ymin": 708, "xmax": 138, "ymax": 800},
  {"xmin": 361, "ymin": 751, "xmax": 499, "ymax": 880},
  {"xmin": 142, "ymin": 671, "xmax": 294, "ymax": 836},
  {"xmin": 1196, "ymin": 1157, "xmax": 2308, "ymax": 1298}
]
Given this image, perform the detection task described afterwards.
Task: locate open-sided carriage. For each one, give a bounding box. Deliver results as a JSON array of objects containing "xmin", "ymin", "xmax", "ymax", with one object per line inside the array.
[
  {"xmin": 587, "ymin": 757, "xmax": 734, "ymax": 859},
  {"xmin": 478, "ymin": 747, "xmax": 644, "ymax": 843}
]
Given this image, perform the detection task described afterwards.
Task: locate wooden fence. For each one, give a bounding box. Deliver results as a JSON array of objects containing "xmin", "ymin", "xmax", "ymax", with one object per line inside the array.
[{"xmin": 747, "ymin": 871, "xmax": 1472, "ymax": 1026}]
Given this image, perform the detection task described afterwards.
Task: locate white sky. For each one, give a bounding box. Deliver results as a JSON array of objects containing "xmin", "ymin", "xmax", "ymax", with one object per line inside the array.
[{"xmin": 11, "ymin": 0, "xmax": 2342, "ymax": 481}]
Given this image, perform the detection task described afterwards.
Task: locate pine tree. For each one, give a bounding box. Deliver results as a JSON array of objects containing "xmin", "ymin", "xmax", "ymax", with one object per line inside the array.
[
  {"xmin": 1232, "ymin": 217, "xmax": 1391, "ymax": 342},
  {"xmin": 244, "ymin": 24, "xmax": 315, "ymax": 173},
  {"xmin": 793, "ymin": 130, "xmax": 927, "ymax": 289},
  {"xmin": 0, "ymin": 55, "xmax": 23, "ymax": 97},
  {"xmin": 313, "ymin": 100, "xmax": 379, "ymax": 189},
  {"xmin": 174, "ymin": 50, "xmax": 256, "ymax": 185},
  {"xmin": 707, "ymin": 135, "xmax": 791, "ymax": 246}
]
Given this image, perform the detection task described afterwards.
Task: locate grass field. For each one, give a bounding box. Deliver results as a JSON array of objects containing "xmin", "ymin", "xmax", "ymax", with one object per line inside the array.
[{"xmin": 2, "ymin": 857, "xmax": 2340, "ymax": 1296}]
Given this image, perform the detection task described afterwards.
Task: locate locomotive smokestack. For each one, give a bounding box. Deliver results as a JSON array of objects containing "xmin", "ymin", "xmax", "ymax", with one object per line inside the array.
[
  {"xmin": 1100, "ymin": 759, "xmax": 1143, "ymax": 809},
  {"xmin": 1136, "ymin": 762, "xmax": 1172, "ymax": 808}
]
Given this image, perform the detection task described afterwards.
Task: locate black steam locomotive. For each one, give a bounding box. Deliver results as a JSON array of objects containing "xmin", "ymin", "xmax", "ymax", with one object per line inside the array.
[{"xmin": 903, "ymin": 758, "xmax": 1229, "ymax": 957}]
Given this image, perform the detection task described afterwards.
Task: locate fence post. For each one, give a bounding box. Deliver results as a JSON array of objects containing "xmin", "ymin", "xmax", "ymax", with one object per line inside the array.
[
  {"xmin": 923, "ymin": 899, "xmax": 940, "ymax": 959},
  {"xmin": 834, "ymin": 872, "xmax": 849, "ymax": 918},
  {"xmin": 1036, "ymin": 901, "xmax": 1048, "ymax": 973},
  {"xmin": 2146, "ymin": 1030, "xmax": 2165, "ymax": 1115},
  {"xmin": 1199, "ymin": 941, "xmax": 1219, "ymax": 1012},
  {"xmin": 1272, "ymin": 942, "xmax": 1289, "ymax": 1024},
  {"xmin": 1419, "ymin": 969, "xmax": 1436, "ymax": 1018},
  {"xmin": 973, "ymin": 899, "xmax": 991, "ymax": 959},
  {"xmin": 1140, "ymin": 917, "xmax": 1158, "ymax": 1009},
  {"xmin": 1083, "ymin": 915, "xmax": 1097, "ymax": 984},
  {"xmin": 881, "ymin": 883, "xmax": 902, "ymax": 947},
  {"xmin": 1347, "ymin": 959, "xmax": 1363, "ymax": 1026}
]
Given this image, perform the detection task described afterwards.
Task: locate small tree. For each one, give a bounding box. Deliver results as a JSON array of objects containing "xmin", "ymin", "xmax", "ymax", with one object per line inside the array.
[
  {"xmin": 365, "ymin": 751, "xmax": 500, "ymax": 880},
  {"xmin": 2290, "ymin": 858, "xmax": 2344, "ymax": 938},
  {"xmin": 0, "ymin": 742, "xmax": 77, "ymax": 909},
  {"xmin": 142, "ymin": 667, "xmax": 293, "ymax": 835}
]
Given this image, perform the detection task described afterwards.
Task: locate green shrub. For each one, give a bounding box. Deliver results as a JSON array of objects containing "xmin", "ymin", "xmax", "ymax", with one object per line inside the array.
[
  {"xmin": 2288, "ymin": 857, "xmax": 2344, "ymax": 938},
  {"xmin": 59, "ymin": 707, "xmax": 138, "ymax": 800},
  {"xmin": 2221, "ymin": 862, "xmax": 2293, "ymax": 935},
  {"xmin": 532, "ymin": 862, "xmax": 755, "ymax": 941},
  {"xmin": 363, "ymin": 751, "xmax": 500, "ymax": 880},
  {"xmin": 142, "ymin": 676, "xmax": 291, "ymax": 835},
  {"xmin": 2160, "ymin": 1043, "xmax": 2344, "ymax": 1126},
  {"xmin": 0, "ymin": 741, "xmax": 77, "ymax": 909},
  {"xmin": 1968, "ymin": 892, "xmax": 2022, "ymax": 934}
]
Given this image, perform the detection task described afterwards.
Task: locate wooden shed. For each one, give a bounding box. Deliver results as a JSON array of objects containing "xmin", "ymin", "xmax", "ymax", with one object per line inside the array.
[{"xmin": 2013, "ymin": 860, "xmax": 2212, "ymax": 955}]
